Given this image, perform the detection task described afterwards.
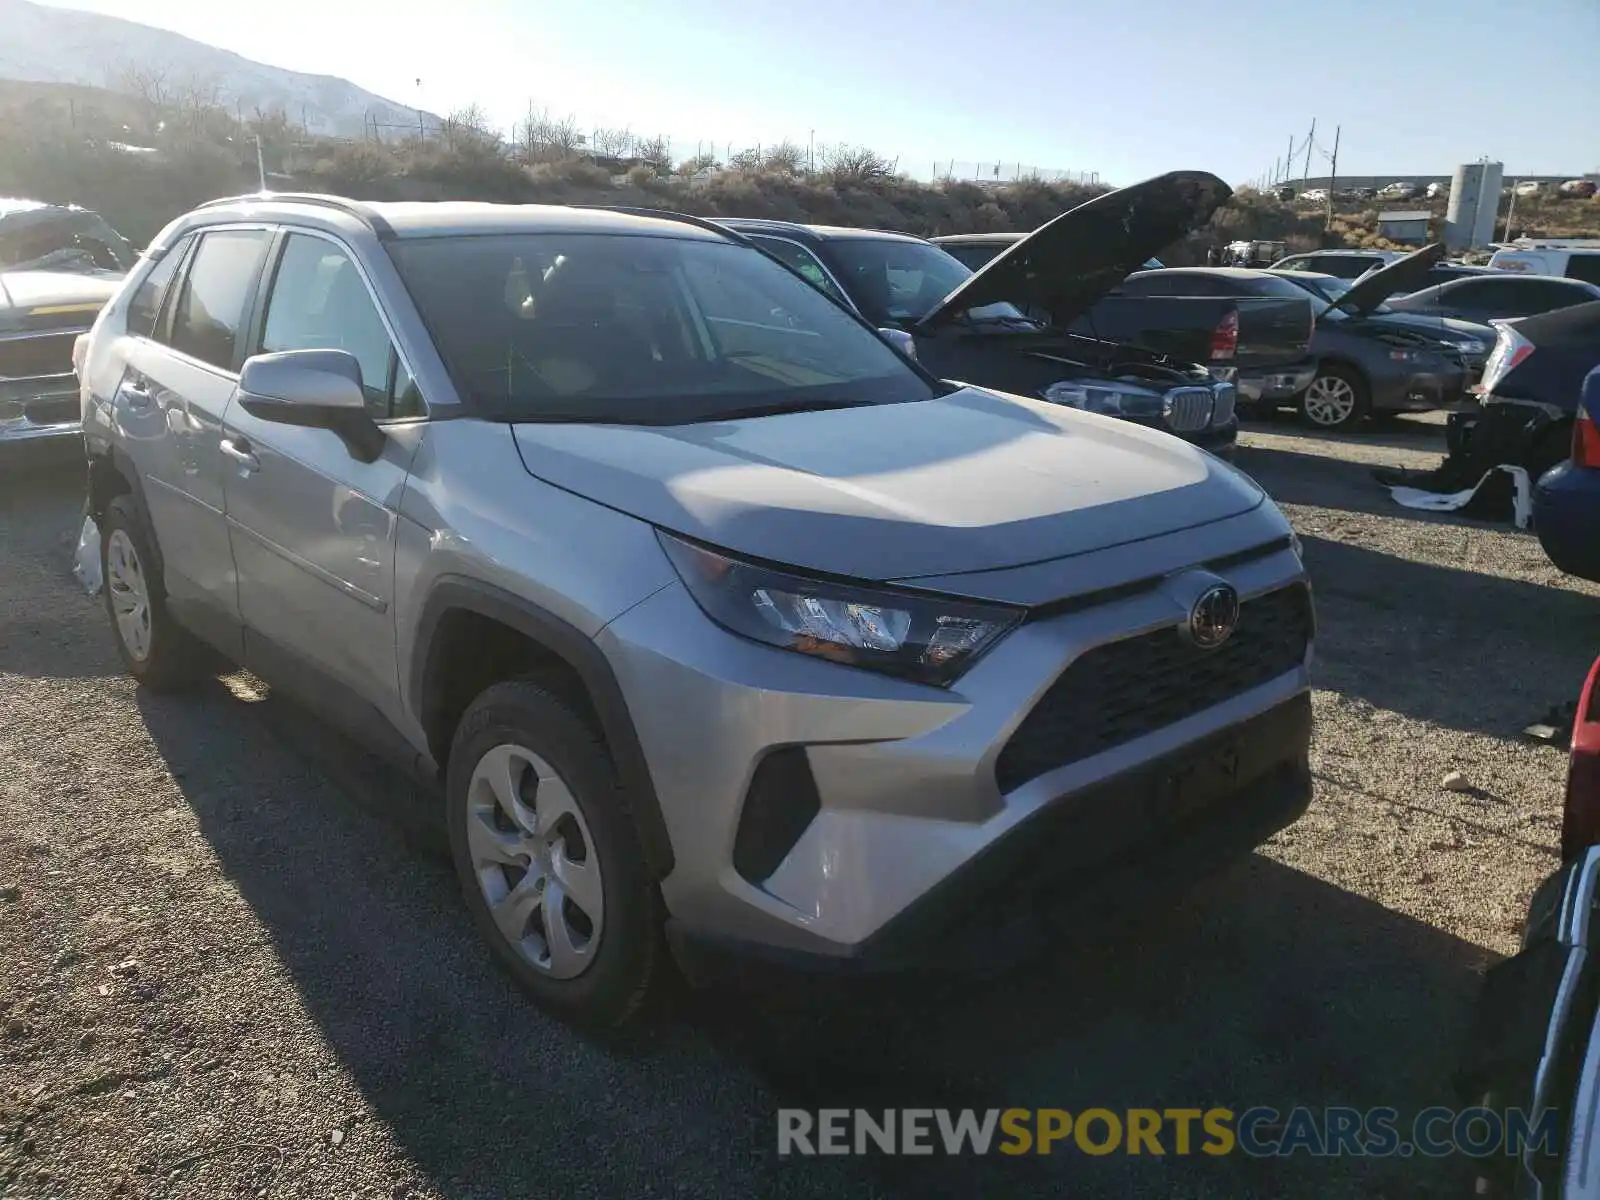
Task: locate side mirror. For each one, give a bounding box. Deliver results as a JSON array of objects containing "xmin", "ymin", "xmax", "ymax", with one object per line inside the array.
[
  {"xmin": 237, "ymin": 349, "xmax": 385, "ymax": 463},
  {"xmin": 878, "ymin": 328, "xmax": 917, "ymax": 362}
]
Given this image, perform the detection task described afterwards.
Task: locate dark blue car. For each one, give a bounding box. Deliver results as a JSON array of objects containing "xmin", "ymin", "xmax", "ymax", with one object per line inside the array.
[{"xmin": 1534, "ymin": 365, "xmax": 1600, "ymax": 582}]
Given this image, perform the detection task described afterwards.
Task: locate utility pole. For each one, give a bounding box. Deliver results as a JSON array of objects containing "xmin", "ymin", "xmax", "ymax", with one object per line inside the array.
[
  {"xmin": 1300, "ymin": 118, "xmax": 1316, "ymax": 192},
  {"xmin": 808, "ymin": 129, "xmax": 814, "ymax": 173},
  {"xmin": 1503, "ymin": 180, "xmax": 1519, "ymax": 242},
  {"xmin": 1325, "ymin": 124, "xmax": 1341, "ymax": 230},
  {"xmin": 255, "ymin": 134, "xmax": 267, "ymax": 192},
  {"xmin": 1286, "ymin": 135, "xmax": 1294, "ymax": 184}
]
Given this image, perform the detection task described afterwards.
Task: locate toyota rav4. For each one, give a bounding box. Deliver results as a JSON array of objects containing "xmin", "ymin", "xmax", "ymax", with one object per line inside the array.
[{"xmin": 79, "ymin": 194, "xmax": 1316, "ymax": 1026}]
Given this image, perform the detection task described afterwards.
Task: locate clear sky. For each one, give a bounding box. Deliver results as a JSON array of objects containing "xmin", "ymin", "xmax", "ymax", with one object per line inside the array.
[{"xmin": 36, "ymin": 0, "xmax": 1600, "ymax": 185}]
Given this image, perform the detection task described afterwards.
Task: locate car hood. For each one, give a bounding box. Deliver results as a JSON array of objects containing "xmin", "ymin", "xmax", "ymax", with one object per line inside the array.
[
  {"xmin": 0, "ymin": 268, "xmax": 122, "ymax": 320},
  {"xmin": 916, "ymin": 170, "xmax": 1232, "ymax": 332},
  {"xmin": 1333, "ymin": 242, "xmax": 1446, "ymax": 315},
  {"xmin": 1365, "ymin": 311, "xmax": 1496, "ymax": 343},
  {"xmin": 510, "ymin": 385, "xmax": 1264, "ymax": 583}
]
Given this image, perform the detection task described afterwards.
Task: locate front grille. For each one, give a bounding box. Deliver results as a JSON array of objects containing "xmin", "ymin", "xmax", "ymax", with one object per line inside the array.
[
  {"xmin": 1210, "ymin": 383, "xmax": 1236, "ymax": 427},
  {"xmin": 995, "ymin": 584, "xmax": 1313, "ymax": 792},
  {"xmin": 1164, "ymin": 386, "xmax": 1215, "ymax": 433},
  {"xmin": 0, "ymin": 330, "xmax": 77, "ymax": 381}
]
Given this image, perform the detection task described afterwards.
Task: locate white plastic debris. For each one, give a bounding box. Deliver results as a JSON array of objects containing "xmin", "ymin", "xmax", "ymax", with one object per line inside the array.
[
  {"xmin": 1388, "ymin": 464, "xmax": 1533, "ymax": 530},
  {"xmin": 72, "ymin": 510, "xmax": 102, "ymax": 596}
]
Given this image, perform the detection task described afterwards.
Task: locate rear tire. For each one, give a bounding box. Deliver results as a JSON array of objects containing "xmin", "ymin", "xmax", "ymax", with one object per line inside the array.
[
  {"xmin": 1298, "ymin": 364, "xmax": 1371, "ymax": 431},
  {"xmin": 446, "ymin": 680, "xmax": 662, "ymax": 1027},
  {"xmin": 100, "ymin": 496, "xmax": 209, "ymax": 691}
]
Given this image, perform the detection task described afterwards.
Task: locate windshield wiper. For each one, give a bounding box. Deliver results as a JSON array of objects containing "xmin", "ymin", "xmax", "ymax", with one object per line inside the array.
[{"xmin": 693, "ymin": 397, "xmax": 879, "ymax": 422}]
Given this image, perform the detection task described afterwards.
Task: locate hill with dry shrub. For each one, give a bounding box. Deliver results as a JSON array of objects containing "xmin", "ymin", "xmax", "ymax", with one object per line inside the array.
[{"xmin": 3, "ymin": 77, "xmax": 1596, "ymax": 259}]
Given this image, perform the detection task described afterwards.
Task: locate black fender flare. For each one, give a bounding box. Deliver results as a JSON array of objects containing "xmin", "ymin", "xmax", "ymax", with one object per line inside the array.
[
  {"xmin": 410, "ymin": 576, "xmax": 676, "ymax": 879},
  {"xmin": 87, "ymin": 444, "xmax": 164, "ymax": 578}
]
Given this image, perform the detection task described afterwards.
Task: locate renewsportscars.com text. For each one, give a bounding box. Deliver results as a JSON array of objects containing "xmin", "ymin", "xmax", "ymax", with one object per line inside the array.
[{"xmin": 777, "ymin": 1106, "xmax": 1559, "ymax": 1158}]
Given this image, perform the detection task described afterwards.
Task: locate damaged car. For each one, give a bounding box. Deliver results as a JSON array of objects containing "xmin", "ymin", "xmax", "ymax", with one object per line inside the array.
[
  {"xmin": 1261, "ymin": 244, "xmax": 1484, "ymax": 428},
  {"xmin": 1376, "ymin": 300, "xmax": 1600, "ymax": 513},
  {"xmin": 0, "ymin": 199, "xmax": 134, "ymax": 461},
  {"xmin": 719, "ymin": 171, "xmax": 1316, "ymax": 460}
]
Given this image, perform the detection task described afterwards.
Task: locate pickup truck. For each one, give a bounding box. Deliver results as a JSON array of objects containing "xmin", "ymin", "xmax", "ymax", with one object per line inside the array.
[
  {"xmin": 0, "ymin": 199, "xmax": 134, "ymax": 463},
  {"xmin": 930, "ymin": 230, "xmax": 1316, "ymax": 400},
  {"xmin": 720, "ymin": 171, "xmax": 1285, "ymax": 459}
]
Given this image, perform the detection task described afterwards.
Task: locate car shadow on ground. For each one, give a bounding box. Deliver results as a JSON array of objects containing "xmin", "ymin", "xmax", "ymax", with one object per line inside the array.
[
  {"xmin": 1240, "ymin": 411, "xmax": 1449, "ymax": 456},
  {"xmin": 1235, "ymin": 442, "xmax": 1463, "ymax": 520},
  {"xmin": 0, "ymin": 458, "xmax": 126, "ymax": 680},
  {"xmin": 132, "ymin": 676, "xmax": 1494, "ymax": 1199},
  {"xmin": 1301, "ymin": 533, "xmax": 1600, "ymax": 742}
]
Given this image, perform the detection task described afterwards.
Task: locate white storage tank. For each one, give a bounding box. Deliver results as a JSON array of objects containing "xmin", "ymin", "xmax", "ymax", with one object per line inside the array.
[{"xmin": 1445, "ymin": 161, "xmax": 1504, "ymax": 250}]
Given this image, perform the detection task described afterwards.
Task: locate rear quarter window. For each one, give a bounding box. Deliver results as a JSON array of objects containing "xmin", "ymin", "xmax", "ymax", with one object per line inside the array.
[{"xmin": 126, "ymin": 236, "xmax": 193, "ymax": 337}]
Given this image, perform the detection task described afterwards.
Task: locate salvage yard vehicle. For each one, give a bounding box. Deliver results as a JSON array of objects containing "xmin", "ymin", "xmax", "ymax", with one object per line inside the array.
[
  {"xmin": 1533, "ymin": 367, "xmax": 1600, "ymax": 583},
  {"xmin": 1270, "ymin": 249, "xmax": 1402, "ymax": 279},
  {"xmin": 1456, "ymin": 651, "xmax": 1600, "ymax": 1199},
  {"xmin": 1384, "ymin": 274, "xmax": 1600, "ymax": 325},
  {"xmin": 723, "ymin": 171, "xmax": 1318, "ymax": 460},
  {"xmin": 1123, "ymin": 246, "xmax": 1480, "ymax": 429},
  {"xmin": 1488, "ymin": 240, "xmax": 1600, "ymax": 286},
  {"xmin": 79, "ymin": 193, "xmax": 1316, "ymax": 1026},
  {"xmin": 0, "ymin": 198, "xmax": 134, "ymax": 461},
  {"xmin": 1453, "ymin": 300, "xmax": 1600, "ymax": 483}
]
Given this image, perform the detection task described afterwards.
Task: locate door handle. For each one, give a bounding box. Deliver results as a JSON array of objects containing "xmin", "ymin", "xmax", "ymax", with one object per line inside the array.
[
  {"xmin": 219, "ymin": 437, "xmax": 260, "ymax": 473},
  {"xmin": 120, "ymin": 385, "xmax": 154, "ymax": 412}
]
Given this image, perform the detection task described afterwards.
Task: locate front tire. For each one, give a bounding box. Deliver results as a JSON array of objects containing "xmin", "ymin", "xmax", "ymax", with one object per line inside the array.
[
  {"xmin": 100, "ymin": 496, "xmax": 208, "ymax": 691},
  {"xmin": 446, "ymin": 680, "xmax": 662, "ymax": 1027},
  {"xmin": 1298, "ymin": 364, "xmax": 1370, "ymax": 431}
]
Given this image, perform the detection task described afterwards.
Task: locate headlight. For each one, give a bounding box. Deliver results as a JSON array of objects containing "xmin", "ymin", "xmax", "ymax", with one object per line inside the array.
[
  {"xmin": 1041, "ymin": 380, "xmax": 1164, "ymax": 419},
  {"xmin": 658, "ymin": 532, "xmax": 1022, "ymax": 686}
]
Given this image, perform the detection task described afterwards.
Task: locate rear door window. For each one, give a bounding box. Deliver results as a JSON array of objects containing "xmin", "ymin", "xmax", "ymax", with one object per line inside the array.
[{"xmin": 166, "ymin": 229, "xmax": 271, "ymax": 371}]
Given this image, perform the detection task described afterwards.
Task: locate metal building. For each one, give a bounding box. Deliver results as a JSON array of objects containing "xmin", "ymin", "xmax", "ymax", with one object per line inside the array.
[
  {"xmin": 1377, "ymin": 210, "xmax": 1432, "ymax": 245},
  {"xmin": 1445, "ymin": 161, "xmax": 1505, "ymax": 250}
]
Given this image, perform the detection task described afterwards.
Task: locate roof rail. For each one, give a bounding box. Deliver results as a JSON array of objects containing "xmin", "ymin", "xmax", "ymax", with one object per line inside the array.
[
  {"xmin": 565, "ymin": 204, "xmax": 754, "ymax": 246},
  {"xmin": 194, "ymin": 192, "xmax": 394, "ymax": 238}
]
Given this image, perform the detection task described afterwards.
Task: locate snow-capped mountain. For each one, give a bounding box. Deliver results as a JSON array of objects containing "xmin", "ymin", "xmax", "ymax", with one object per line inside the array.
[{"xmin": 0, "ymin": 0, "xmax": 439, "ymax": 137}]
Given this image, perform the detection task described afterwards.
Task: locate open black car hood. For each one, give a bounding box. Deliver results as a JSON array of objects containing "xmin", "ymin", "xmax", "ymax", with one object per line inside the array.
[
  {"xmin": 1334, "ymin": 241, "xmax": 1446, "ymax": 315},
  {"xmin": 915, "ymin": 170, "xmax": 1231, "ymax": 331}
]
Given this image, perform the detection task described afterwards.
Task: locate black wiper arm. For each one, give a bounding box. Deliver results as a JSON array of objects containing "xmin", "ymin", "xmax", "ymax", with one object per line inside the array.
[{"xmin": 694, "ymin": 398, "xmax": 877, "ymax": 422}]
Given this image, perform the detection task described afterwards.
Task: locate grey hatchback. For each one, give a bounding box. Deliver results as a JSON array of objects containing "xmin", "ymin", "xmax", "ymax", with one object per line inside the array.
[{"xmin": 79, "ymin": 194, "xmax": 1315, "ymax": 1025}]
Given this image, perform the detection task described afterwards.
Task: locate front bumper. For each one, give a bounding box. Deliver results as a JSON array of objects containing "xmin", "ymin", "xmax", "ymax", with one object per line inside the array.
[
  {"xmin": 599, "ymin": 525, "xmax": 1312, "ymax": 967},
  {"xmin": 1236, "ymin": 361, "xmax": 1318, "ymax": 404},
  {"xmin": 0, "ymin": 374, "xmax": 83, "ymax": 460},
  {"xmin": 1371, "ymin": 362, "xmax": 1469, "ymax": 412}
]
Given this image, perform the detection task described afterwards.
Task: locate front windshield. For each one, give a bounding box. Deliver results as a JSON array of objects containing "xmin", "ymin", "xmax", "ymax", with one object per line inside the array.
[
  {"xmin": 0, "ymin": 212, "xmax": 134, "ymax": 274},
  {"xmin": 824, "ymin": 238, "xmax": 1033, "ymax": 327},
  {"xmin": 388, "ymin": 233, "xmax": 937, "ymax": 423},
  {"xmin": 1274, "ymin": 273, "xmax": 1392, "ymax": 319},
  {"xmin": 1303, "ymin": 275, "xmax": 1395, "ymax": 316}
]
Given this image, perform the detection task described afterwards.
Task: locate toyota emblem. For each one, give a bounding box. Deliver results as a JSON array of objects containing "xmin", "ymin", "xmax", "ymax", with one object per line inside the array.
[{"xmin": 1188, "ymin": 584, "xmax": 1240, "ymax": 650}]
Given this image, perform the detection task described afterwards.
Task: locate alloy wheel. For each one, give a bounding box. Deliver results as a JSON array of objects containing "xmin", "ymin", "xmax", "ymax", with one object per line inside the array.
[
  {"xmin": 106, "ymin": 529, "xmax": 153, "ymax": 662},
  {"xmin": 1303, "ymin": 375, "xmax": 1358, "ymax": 427},
  {"xmin": 466, "ymin": 743, "xmax": 604, "ymax": 980}
]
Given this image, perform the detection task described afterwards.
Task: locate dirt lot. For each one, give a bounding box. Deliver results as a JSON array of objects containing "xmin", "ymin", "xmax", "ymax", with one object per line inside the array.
[{"xmin": 2, "ymin": 416, "xmax": 1597, "ymax": 1200}]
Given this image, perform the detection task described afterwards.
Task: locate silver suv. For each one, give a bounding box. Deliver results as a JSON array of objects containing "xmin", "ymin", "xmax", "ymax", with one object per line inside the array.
[{"xmin": 79, "ymin": 194, "xmax": 1316, "ymax": 1026}]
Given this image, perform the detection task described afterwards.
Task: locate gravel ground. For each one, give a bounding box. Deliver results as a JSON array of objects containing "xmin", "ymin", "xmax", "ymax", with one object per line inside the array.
[{"xmin": 2, "ymin": 416, "xmax": 1595, "ymax": 1199}]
